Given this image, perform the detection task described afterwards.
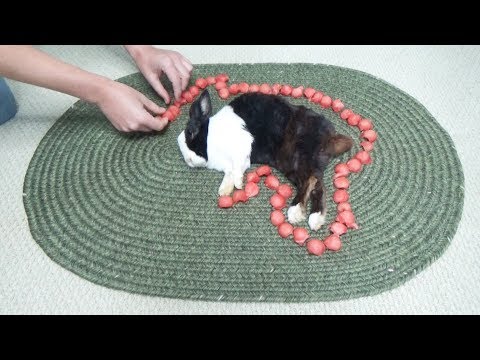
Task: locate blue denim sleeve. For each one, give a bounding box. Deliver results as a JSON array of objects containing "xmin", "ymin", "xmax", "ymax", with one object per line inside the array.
[{"xmin": 0, "ymin": 78, "xmax": 18, "ymax": 125}]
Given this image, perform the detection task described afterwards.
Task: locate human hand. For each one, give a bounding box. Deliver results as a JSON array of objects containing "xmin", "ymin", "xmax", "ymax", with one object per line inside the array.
[
  {"xmin": 96, "ymin": 80, "xmax": 168, "ymax": 132},
  {"xmin": 125, "ymin": 46, "xmax": 193, "ymax": 104}
]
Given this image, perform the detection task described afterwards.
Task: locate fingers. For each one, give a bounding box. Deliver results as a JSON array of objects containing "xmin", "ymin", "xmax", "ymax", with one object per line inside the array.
[
  {"xmin": 142, "ymin": 115, "xmax": 169, "ymax": 132},
  {"xmin": 174, "ymin": 62, "xmax": 191, "ymax": 92},
  {"xmin": 163, "ymin": 65, "xmax": 183, "ymax": 101},
  {"xmin": 147, "ymin": 74, "xmax": 171, "ymax": 104},
  {"xmin": 143, "ymin": 97, "xmax": 166, "ymax": 116}
]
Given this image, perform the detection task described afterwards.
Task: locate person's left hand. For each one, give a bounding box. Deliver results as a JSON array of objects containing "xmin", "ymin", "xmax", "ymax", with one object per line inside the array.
[{"xmin": 126, "ymin": 46, "xmax": 193, "ymax": 104}]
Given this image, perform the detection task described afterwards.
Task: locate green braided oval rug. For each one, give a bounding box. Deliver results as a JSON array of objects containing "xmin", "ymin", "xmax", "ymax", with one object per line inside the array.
[{"xmin": 23, "ymin": 64, "xmax": 464, "ymax": 302}]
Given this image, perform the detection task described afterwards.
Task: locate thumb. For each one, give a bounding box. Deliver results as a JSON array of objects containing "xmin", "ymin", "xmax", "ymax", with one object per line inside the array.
[
  {"xmin": 142, "ymin": 97, "xmax": 166, "ymax": 116},
  {"xmin": 146, "ymin": 74, "xmax": 171, "ymax": 104}
]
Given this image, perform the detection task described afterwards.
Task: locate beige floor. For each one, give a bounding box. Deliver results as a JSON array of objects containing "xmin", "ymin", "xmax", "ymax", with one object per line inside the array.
[{"xmin": 1, "ymin": 45, "xmax": 479, "ymax": 314}]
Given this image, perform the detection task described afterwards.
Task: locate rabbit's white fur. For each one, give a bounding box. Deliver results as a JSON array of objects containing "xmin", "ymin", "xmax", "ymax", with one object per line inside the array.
[{"xmin": 177, "ymin": 105, "xmax": 253, "ymax": 195}]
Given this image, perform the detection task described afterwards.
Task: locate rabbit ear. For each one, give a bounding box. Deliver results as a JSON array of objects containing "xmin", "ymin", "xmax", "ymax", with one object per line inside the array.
[
  {"xmin": 327, "ymin": 134, "xmax": 353, "ymax": 156},
  {"xmin": 190, "ymin": 90, "xmax": 212, "ymax": 120}
]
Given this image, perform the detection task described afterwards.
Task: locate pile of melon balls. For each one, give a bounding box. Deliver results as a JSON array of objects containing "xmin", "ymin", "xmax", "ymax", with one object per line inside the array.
[{"xmin": 162, "ymin": 74, "xmax": 378, "ymax": 256}]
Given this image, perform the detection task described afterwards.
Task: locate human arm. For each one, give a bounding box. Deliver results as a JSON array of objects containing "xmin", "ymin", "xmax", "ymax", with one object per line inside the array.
[{"xmin": 0, "ymin": 45, "xmax": 167, "ymax": 132}]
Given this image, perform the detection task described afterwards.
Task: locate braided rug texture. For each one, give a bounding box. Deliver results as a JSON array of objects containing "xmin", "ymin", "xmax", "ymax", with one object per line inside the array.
[{"xmin": 23, "ymin": 64, "xmax": 464, "ymax": 302}]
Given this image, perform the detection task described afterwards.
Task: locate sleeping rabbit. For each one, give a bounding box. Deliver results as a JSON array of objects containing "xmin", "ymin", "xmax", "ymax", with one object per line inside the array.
[{"xmin": 177, "ymin": 89, "xmax": 353, "ymax": 230}]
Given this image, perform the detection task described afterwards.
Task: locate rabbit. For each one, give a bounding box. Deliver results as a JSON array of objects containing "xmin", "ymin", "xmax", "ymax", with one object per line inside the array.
[{"xmin": 177, "ymin": 89, "xmax": 353, "ymax": 230}]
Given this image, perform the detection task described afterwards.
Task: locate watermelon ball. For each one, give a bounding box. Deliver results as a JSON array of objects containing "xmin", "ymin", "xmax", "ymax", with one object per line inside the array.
[
  {"xmin": 337, "ymin": 202, "xmax": 352, "ymax": 212},
  {"xmin": 188, "ymin": 86, "xmax": 200, "ymax": 97},
  {"xmin": 332, "ymin": 99, "xmax": 345, "ymax": 112},
  {"xmin": 311, "ymin": 92, "xmax": 323, "ymax": 104},
  {"xmin": 168, "ymin": 105, "xmax": 180, "ymax": 117},
  {"xmin": 335, "ymin": 163, "xmax": 350, "ymax": 177},
  {"xmin": 206, "ymin": 76, "xmax": 216, "ymax": 85},
  {"xmin": 181, "ymin": 91, "xmax": 194, "ymax": 103},
  {"xmin": 256, "ymin": 165, "xmax": 272, "ymax": 176},
  {"xmin": 336, "ymin": 210, "xmax": 356, "ymax": 228},
  {"xmin": 265, "ymin": 175, "xmax": 280, "ymax": 190},
  {"xmin": 324, "ymin": 235, "xmax": 342, "ymax": 251},
  {"xmin": 245, "ymin": 182, "xmax": 260, "ymax": 198},
  {"xmin": 260, "ymin": 83, "xmax": 271, "ymax": 94},
  {"xmin": 333, "ymin": 189, "xmax": 349, "ymax": 203},
  {"xmin": 330, "ymin": 222, "xmax": 347, "ymax": 236},
  {"xmin": 249, "ymin": 84, "xmax": 260, "ymax": 93},
  {"xmin": 355, "ymin": 151, "xmax": 372, "ymax": 165},
  {"xmin": 304, "ymin": 88, "xmax": 316, "ymax": 99},
  {"xmin": 195, "ymin": 78, "xmax": 208, "ymax": 89},
  {"xmin": 347, "ymin": 113, "xmax": 361, "ymax": 126},
  {"xmin": 272, "ymin": 83, "xmax": 282, "ymax": 95},
  {"xmin": 161, "ymin": 110, "xmax": 174, "ymax": 122},
  {"xmin": 340, "ymin": 109, "xmax": 353, "ymax": 120},
  {"xmin": 246, "ymin": 171, "xmax": 260, "ymax": 183},
  {"xmin": 270, "ymin": 193, "xmax": 286, "ymax": 210},
  {"xmin": 293, "ymin": 227, "xmax": 309, "ymax": 246},
  {"xmin": 306, "ymin": 239, "xmax": 326, "ymax": 256},
  {"xmin": 278, "ymin": 222, "xmax": 294, "ymax": 238},
  {"xmin": 218, "ymin": 88, "xmax": 230, "ymax": 99},
  {"xmin": 217, "ymin": 74, "xmax": 230, "ymax": 82},
  {"xmin": 346, "ymin": 158, "xmax": 362, "ymax": 173},
  {"xmin": 218, "ymin": 196, "xmax": 233, "ymax": 208},
  {"xmin": 229, "ymin": 84, "xmax": 239, "ymax": 95},
  {"xmin": 270, "ymin": 210, "xmax": 285, "ymax": 226},
  {"xmin": 216, "ymin": 74, "xmax": 229, "ymax": 83},
  {"xmin": 238, "ymin": 82, "xmax": 249, "ymax": 93},
  {"xmin": 334, "ymin": 176, "xmax": 349, "ymax": 189},
  {"xmin": 215, "ymin": 81, "xmax": 227, "ymax": 90},
  {"xmin": 360, "ymin": 141, "xmax": 374, "ymax": 152},
  {"xmin": 280, "ymin": 85, "xmax": 293, "ymax": 96},
  {"xmin": 320, "ymin": 95, "xmax": 332, "ymax": 108},
  {"xmin": 362, "ymin": 130, "xmax": 378, "ymax": 143},
  {"xmin": 173, "ymin": 100, "xmax": 183, "ymax": 108},
  {"xmin": 277, "ymin": 184, "xmax": 293, "ymax": 198},
  {"xmin": 358, "ymin": 118, "xmax": 373, "ymax": 131},
  {"xmin": 232, "ymin": 190, "xmax": 248, "ymax": 204},
  {"xmin": 291, "ymin": 86, "xmax": 304, "ymax": 98}
]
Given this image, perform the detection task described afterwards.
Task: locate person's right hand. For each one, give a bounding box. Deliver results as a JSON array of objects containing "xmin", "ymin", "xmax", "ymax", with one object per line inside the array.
[{"xmin": 96, "ymin": 80, "xmax": 168, "ymax": 132}]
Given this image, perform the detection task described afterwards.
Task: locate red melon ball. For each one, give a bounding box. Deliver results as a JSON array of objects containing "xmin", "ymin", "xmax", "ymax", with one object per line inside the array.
[
  {"xmin": 360, "ymin": 141, "xmax": 374, "ymax": 152},
  {"xmin": 362, "ymin": 130, "xmax": 378, "ymax": 143},
  {"xmin": 324, "ymin": 235, "xmax": 342, "ymax": 251},
  {"xmin": 291, "ymin": 86, "xmax": 304, "ymax": 98},
  {"xmin": 332, "ymin": 99, "xmax": 345, "ymax": 112},
  {"xmin": 218, "ymin": 88, "xmax": 229, "ymax": 99},
  {"xmin": 329, "ymin": 222, "xmax": 347, "ymax": 236},
  {"xmin": 293, "ymin": 227, "xmax": 309, "ymax": 246},
  {"xmin": 215, "ymin": 81, "xmax": 228, "ymax": 90},
  {"xmin": 229, "ymin": 84, "xmax": 239, "ymax": 95},
  {"xmin": 320, "ymin": 95, "xmax": 332, "ymax": 108},
  {"xmin": 278, "ymin": 222, "xmax": 294, "ymax": 238},
  {"xmin": 270, "ymin": 193, "xmax": 286, "ymax": 210},
  {"xmin": 337, "ymin": 202, "xmax": 352, "ymax": 212},
  {"xmin": 216, "ymin": 74, "xmax": 229, "ymax": 83},
  {"xmin": 249, "ymin": 84, "xmax": 260, "ymax": 93},
  {"xmin": 311, "ymin": 92, "xmax": 323, "ymax": 103},
  {"xmin": 306, "ymin": 239, "xmax": 326, "ymax": 256},
  {"xmin": 246, "ymin": 171, "xmax": 260, "ymax": 183},
  {"xmin": 232, "ymin": 190, "xmax": 248, "ymax": 204},
  {"xmin": 245, "ymin": 182, "xmax": 260, "ymax": 198},
  {"xmin": 340, "ymin": 109, "xmax": 353, "ymax": 120},
  {"xmin": 334, "ymin": 176, "xmax": 349, "ymax": 189},
  {"xmin": 270, "ymin": 210, "xmax": 285, "ymax": 226},
  {"xmin": 333, "ymin": 189, "xmax": 349, "ymax": 203},
  {"xmin": 265, "ymin": 175, "xmax": 280, "ymax": 190},
  {"xmin": 195, "ymin": 78, "xmax": 208, "ymax": 89},
  {"xmin": 355, "ymin": 151, "xmax": 372, "ymax": 165},
  {"xmin": 238, "ymin": 82, "xmax": 249, "ymax": 93},
  {"xmin": 358, "ymin": 118, "xmax": 373, "ymax": 131},
  {"xmin": 256, "ymin": 165, "xmax": 272, "ymax": 176},
  {"xmin": 206, "ymin": 76, "xmax": 216, "ymax": 85},
  {"xmin": 280, "ymin": 85, "xmax": 293, "ymax": 96},
  {"xmin": 218, "ymin": 196, "xmax": 233, "ymax": 208},
  {"xmin": 304, "ymin": 88, "xmax": 316, "ymax": 99},
  {"xmin": 347, "ymin": 113, "xmax": 361, "ymax": 126},
  {"xmin": 260, "ymin": 83, "xmax": 271, "ymax": 94},
  {"xmin": 277, "ymin": 184, "xmax": 293, "ymax": 198},
  {"xmin": 346, "ymin": 159, "xmax": 362, "ymax": 173}
]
